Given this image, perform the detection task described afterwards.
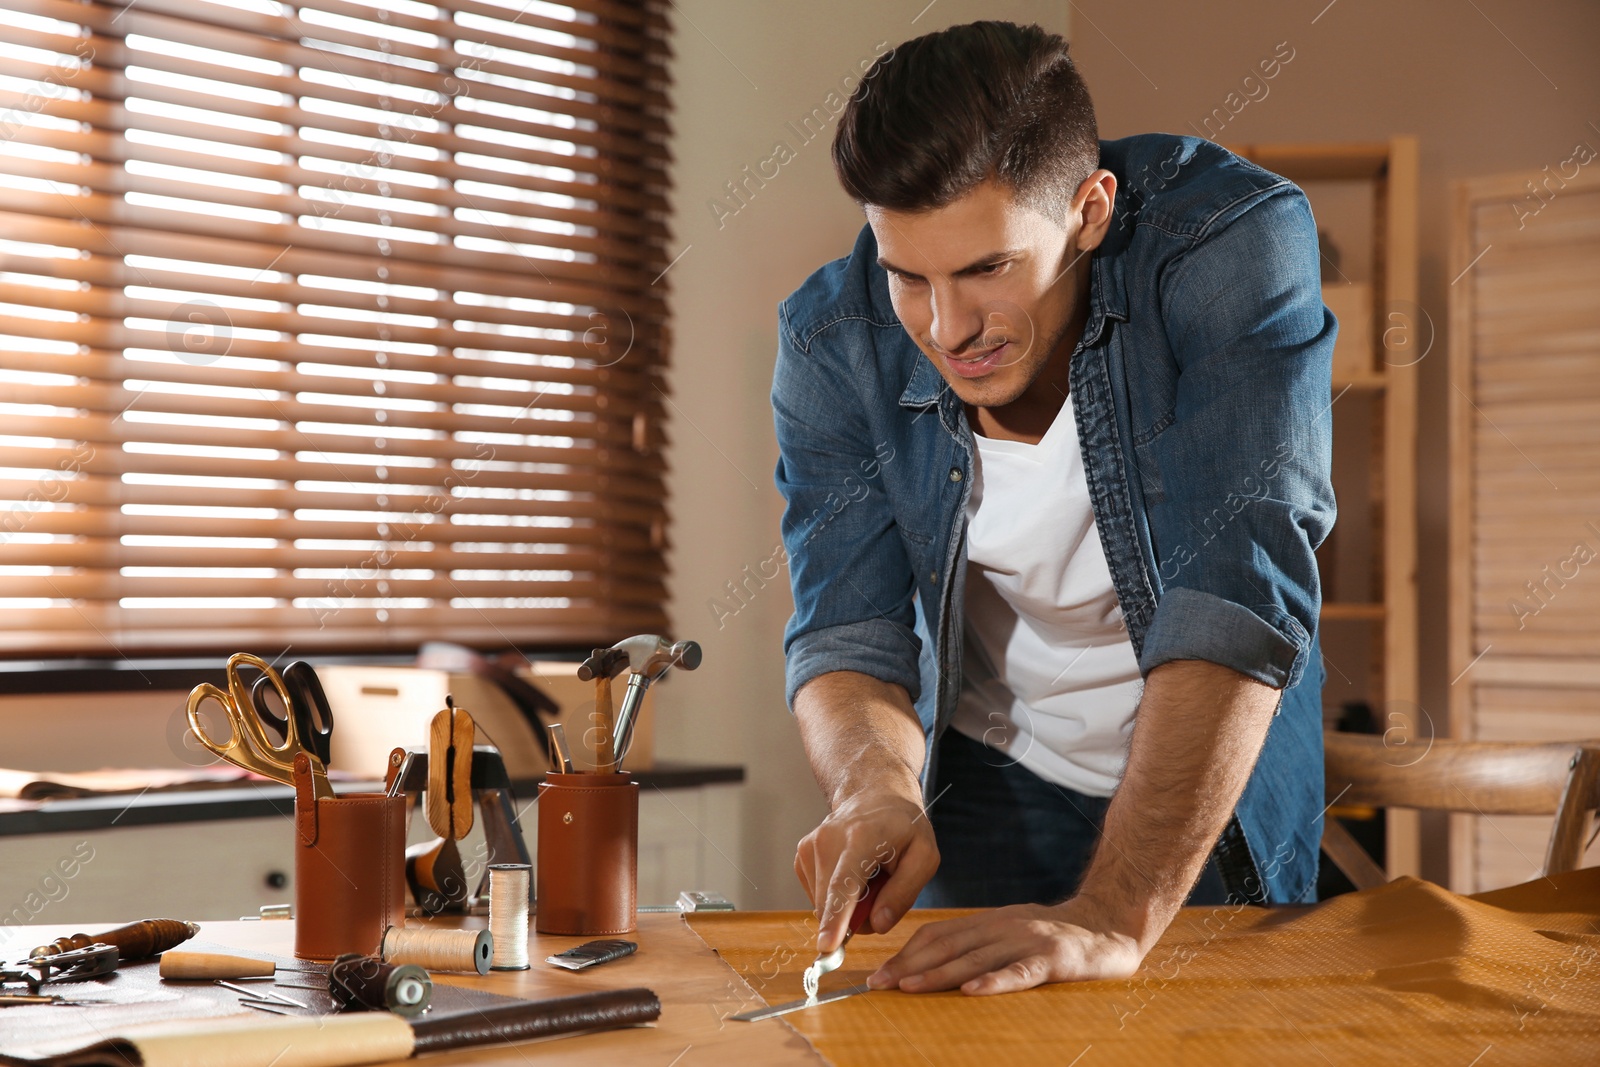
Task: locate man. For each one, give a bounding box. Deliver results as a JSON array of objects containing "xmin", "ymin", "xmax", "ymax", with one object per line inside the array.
[{"xmin": 772, "ymin": 21, "xmax": 1336, "ymax": 995}]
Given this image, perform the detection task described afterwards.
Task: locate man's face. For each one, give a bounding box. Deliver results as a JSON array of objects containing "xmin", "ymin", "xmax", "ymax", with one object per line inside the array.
[{"xmin": 867, "ymin": 176, "xmax": 1109, "ymax": 409}]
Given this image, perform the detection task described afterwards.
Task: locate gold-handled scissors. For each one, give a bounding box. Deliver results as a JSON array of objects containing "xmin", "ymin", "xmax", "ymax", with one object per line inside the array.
[{"xmin": 187, "ymin": 652, "xmax": 334, "ymax": 798}]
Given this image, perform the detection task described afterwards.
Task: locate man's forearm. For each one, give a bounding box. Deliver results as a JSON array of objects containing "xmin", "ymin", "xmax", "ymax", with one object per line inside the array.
[
  {"xmin": 793, "ymin": 670, "xmax": 926, "ymax": 807},
  {"xmin": 1075, "ymin": 658, "xmax": 1281, "ymax": 946}
]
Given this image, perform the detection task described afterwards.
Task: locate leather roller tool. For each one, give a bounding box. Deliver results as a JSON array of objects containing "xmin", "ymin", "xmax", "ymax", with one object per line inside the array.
[{"xmin": 803, "ymin": 868, "xmax": 888, "ymax": 999}]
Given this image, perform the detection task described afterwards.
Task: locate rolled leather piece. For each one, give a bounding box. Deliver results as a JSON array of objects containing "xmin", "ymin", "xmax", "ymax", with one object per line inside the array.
[
  {"xmin": 535, "ymin": 772, "xmax": 638, "ymax": 936},
  {"xmin": 295, "ymin": 787, "xmax": 407, "ymax": 962},
  {"xmin": 409, "ymin": 987, "xmax": 661, "ymax": 1054}
]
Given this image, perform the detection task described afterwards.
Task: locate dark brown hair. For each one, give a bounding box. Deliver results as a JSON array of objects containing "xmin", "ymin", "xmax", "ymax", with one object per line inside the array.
[{"xmin": 832, "ymin": 21, "xmax": 1098, "ymax": 219}]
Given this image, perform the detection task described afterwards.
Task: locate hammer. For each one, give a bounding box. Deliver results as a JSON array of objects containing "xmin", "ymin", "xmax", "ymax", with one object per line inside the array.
[
  {"xmin": 577, "ymin": 647, "xmax": 630, "ymax": 771},
  {"xmin": 608, "ymin": 635, "xmax": 702, "ymax": 770}
]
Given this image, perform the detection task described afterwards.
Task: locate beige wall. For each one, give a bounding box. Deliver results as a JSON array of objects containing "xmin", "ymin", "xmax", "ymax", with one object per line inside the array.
[
  {"xmin": 655, "ymin": 1, "xmax": 1071, "ymax": 908},
  {"xmin": 1068, "ymin": 0, "xmax": 1600, "ymax": 882}
]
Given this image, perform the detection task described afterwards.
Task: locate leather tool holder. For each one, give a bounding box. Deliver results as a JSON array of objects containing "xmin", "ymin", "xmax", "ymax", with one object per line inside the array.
[
  {"xmin": 293, "ymin": 757, "xmax": 406, "ymax": 961},
  {"xmin": 535, "ymin": 772, "xmax": 638, "ymax": 936}
]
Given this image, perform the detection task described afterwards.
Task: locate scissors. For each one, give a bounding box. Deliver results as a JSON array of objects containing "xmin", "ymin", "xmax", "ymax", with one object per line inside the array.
[
  {"xmin": 187, "ymin": 653, "xmax": 334, "ymax": 798},
  {"xmin": 248, "ymin": 660, "xmax": 334, "ymax": 768}
]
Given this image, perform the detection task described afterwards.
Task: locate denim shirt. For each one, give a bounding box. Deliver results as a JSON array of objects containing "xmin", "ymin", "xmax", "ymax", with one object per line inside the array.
[{"xmin": 771, "ymin": 134, "xmax": 1337, "ymax": 905}]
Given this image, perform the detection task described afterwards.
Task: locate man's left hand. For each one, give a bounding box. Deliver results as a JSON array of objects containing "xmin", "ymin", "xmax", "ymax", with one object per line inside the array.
[{"xmin": 865, "ymin": 899, "xmax": 1148, "ymax": 995}]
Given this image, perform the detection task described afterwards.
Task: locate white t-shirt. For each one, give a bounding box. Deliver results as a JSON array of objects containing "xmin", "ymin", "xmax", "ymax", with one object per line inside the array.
[{"xmin": 951, "ymin": 391, "xmax": 1145, "ymax": 796}]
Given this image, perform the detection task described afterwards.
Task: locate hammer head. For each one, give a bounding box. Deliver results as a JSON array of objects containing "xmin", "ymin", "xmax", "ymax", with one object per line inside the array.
[
  {"xmin": 576, "ymin": 647, "xmax": 629, "ymax": 681},
  {"xmin": 647, "ymin": 640, "xmax": 702, "ymax": 680},
  {"xmin": 609, "ymin": 634, "xmax": 672, "ymax": 674}
]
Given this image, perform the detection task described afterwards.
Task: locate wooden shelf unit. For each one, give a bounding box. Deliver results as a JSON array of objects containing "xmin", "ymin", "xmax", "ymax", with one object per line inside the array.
[{"xmin": 1228, "ymin": 138, "xmax": 1422, "ymax": 878}]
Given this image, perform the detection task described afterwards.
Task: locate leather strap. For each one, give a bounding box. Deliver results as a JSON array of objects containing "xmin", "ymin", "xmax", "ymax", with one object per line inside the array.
[
  {"xmin": 409, "ymin": 987, "xmax": 661, "ymax": 1053},
  {"xmin": 293, "ymin": 752, "xmax": 318, "ymax": 847}
]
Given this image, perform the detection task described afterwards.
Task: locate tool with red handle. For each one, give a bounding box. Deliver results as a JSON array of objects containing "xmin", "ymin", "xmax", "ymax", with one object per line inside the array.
[{"xmin": 801, "ymin": 868, "xmax": 888, "ymax": 1000}]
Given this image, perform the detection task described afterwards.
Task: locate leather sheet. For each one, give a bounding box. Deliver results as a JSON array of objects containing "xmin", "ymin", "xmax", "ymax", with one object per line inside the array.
[
  {"xmin": 0, "ymin": 939, "xmax": 522, "ymax": 1065},
  {"xmin": 688, "ymin": 868, "xmax": 1600, "ymax": 1066}
]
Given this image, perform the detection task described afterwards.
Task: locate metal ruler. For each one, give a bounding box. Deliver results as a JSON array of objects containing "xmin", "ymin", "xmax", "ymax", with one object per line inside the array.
[{"xmin": 729, "ymin": 983, "xmax": 870, "ymax": 1022}]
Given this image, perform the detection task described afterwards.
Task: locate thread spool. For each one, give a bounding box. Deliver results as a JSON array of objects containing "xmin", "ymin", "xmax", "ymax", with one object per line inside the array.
[
  {"xmin": 487, "ymin": 863, "xmax": 531, "ymax": 970},
  {"xmin": 379, "ymin": 926, "xmax": 492, "ymax": 975},
  {"xmin": 328, "ymin": 953, "xmax": 432, "ymax": 1018}
]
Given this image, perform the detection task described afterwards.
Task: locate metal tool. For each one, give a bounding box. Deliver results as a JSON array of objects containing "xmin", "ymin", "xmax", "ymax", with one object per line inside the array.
[
  {"xmin": 1, "ymin": 944, "xmax": 119, "ymax": 994},
  {"xmin": 546, "ymin": 723, "xmax": 574, "ymax": 773},
  {"xmin": 608, "ymin": 635, "xmax": 702, "ymax": 769},
  {"xmin": 803, "ymin": 869, "xmax": 888, "ymax": 1000},
  {"xmin": 187, "ymin": 652, "xmax": 334, "ymax": 798},
  {"xmin": 249, "ymin": 659, "xmax": 335, "ymax": 767},
  {"xmin": 730, "ymin": 982, "xmax": 871, "ymax": 1022},
  {"xmin": 385, "ymin": 746, "xmax": 407, "ymax": 796}
]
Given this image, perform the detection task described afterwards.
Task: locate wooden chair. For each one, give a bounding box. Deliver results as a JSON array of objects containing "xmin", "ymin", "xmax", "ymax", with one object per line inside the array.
[{"xmin": 1320, "ymin": 732, "xmax": 1600, "ymax": 890}]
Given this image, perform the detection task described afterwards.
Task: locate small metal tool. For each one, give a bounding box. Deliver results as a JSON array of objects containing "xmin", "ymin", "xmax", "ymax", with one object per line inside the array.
[
  {"xmin": 547, "ymin": 722, "xmax": 575, "ymax": 774},
  {"xmin": 730, "ymin": 983, "xmax": 870, "ymax": 1022},
  {"xmin": 802, "ymin": 869, "xmax": 888, "ymax": 1000},
  {"xmin": 1, "ymin": 944, "xmax": 119, "ymax": 993}
]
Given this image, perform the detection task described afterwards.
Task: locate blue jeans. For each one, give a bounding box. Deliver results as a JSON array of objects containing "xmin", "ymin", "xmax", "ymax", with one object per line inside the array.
[{"xmin": 919, "ymin": 728, "xmax": 1230, "ymax": 908}]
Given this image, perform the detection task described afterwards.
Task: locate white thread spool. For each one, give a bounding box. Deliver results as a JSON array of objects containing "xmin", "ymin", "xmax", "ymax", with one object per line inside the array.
[
  {"xmin": 488, "ymin": 863, "xmax": 532, "ymax": 970},
  {"xmin": 380, "ymin": 926, "xmax": 492, "ymax": 975}
]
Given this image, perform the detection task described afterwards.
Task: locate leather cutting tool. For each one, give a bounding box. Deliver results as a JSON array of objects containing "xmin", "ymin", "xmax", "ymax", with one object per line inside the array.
[
  {"xmin": 802, "ymin": 868, "xmax": 889, "ymax": 999},
  {"xmin": 248, "ymin": 659, "xmax": 334, "ymax": 768},
  {"xmin": 187, "ymin": 652, "xmax": 334, "ymax": 798}
]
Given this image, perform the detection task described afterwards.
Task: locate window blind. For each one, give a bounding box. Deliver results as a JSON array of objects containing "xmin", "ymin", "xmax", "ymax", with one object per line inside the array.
[{"xmin": 0, "ymin": 0, "xmax": 673, "ymax": 657}]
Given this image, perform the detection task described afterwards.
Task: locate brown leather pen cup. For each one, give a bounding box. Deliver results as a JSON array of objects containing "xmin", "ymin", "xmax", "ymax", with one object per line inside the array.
[
  {"xmin": 293, "ymin": 771, "xmax": 407, "ymax": 961},
  {"xmin": 535, "ymin": 772, "xmax": 638, "ymax": 936}
]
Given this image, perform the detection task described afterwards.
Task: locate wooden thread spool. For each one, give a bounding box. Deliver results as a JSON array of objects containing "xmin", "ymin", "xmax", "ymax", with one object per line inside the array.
[
  {"xmin": 380, "ymin": 926, "xmax": 492, "ymax": 975},
  {"xmin": 488, "ymin": 864, "xmax": 531, "ymax": 970}
]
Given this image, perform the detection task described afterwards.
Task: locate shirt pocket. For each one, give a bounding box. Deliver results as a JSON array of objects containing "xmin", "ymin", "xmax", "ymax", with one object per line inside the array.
[{"xmin": 1132, "ymin": 409, "xmax": 1175, "ymax": 506}]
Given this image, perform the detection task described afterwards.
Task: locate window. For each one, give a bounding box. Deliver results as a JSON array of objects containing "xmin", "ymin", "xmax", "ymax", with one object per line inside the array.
[{"xmin": 0, "ymin": 0, "xmax": 672, "ymax": 656}]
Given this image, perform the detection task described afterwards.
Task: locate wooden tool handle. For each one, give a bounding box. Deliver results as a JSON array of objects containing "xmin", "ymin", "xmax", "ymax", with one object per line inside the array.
[
  {"xmin": 425, "ymin": 707, "xmax": 476, "ymax": 840},
  {"xmin": 32, "ymin": 918, "xmax": 200, "ymax": 960},
  {"xmin": 451, "ymin": 711, "xmax": 474, "ymax": 839},
  {"xmin": 594, "ymin": 674, "xmax": 615, "ymax": 773},
  {"xmin": 159, "ymin": 951, "xmax": 275, "ymax": 980},
  {"xmin": 425, "ymin": 709, "xmax": 452, "ymax": 839}
]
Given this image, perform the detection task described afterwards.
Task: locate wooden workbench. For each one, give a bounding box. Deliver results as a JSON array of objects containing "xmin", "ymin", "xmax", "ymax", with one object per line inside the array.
[{"xmin": 5, "ymin": 867, "xmax": 1600, "ymax": 1066}]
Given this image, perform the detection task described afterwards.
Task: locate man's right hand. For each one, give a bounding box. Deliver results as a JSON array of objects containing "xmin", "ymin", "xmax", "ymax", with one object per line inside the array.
[
  {"xmin": 792, "ymin": 670, "xmax": 938, "ymax": 952},
  {"xmin": 795, "ymin": 788, "xmax": 940, "ymax": 953}
]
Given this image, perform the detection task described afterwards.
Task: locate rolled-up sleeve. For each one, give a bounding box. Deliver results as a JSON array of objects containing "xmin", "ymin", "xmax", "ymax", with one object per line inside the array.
[
  {"xmin": 772, "ymin": 308, "xmax": 921, "ymax": 709},
  {"xmin": 1138, "ymin": 189, "xmax": 1336, "ymax": 689}
]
